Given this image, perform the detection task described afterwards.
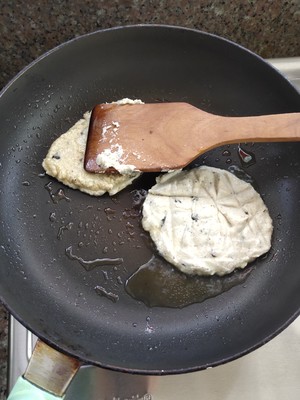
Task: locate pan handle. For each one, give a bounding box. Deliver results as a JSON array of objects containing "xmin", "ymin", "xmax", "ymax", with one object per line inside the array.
[
  {"xmin": 8, "ymin": 376, "xmax": 64, "ymax": 399},
  {"xmin": 7, "ymin": 339, "xmax": 80, "ymax": 399}
]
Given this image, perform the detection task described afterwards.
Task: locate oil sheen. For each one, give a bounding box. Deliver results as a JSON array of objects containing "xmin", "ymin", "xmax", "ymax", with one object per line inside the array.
[{"xmin": 125, "ymin": 254, "xmax": 252, "ymax": 308}]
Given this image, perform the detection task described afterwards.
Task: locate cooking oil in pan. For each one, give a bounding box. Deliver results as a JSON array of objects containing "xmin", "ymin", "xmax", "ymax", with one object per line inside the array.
[
  {"xmin": 95, "ymin": 286, "xmax": 119, "ymax": 303},
  {"xmin": 221, "ymin": 148, "xmax": 232, "ymax": 164},
  {"xmin": 45, "ymin": 181, "xmax": 70, "ymax": 203},
  {"xmin": 227, "ymin": 165, "xmax": 255, "ymax": 185},
  {"xmin": 125, "ymin": 254, "xmax": 252, "ymax": 308},
  {"xmin": 65, "ymin": 245, "xmax": 123, "ymax": 271}
]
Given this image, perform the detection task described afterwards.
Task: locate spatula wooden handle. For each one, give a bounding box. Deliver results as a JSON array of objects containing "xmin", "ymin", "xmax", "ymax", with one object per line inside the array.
[{"xmin": 216, "ymin": 112, "xmax": 300, "ymax": 145}]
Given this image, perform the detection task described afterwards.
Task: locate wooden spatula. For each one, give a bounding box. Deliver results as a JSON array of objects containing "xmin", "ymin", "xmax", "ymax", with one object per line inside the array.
[{"xmin": 84, "ymin": 102, "xmax": 300, "ymax": 173}]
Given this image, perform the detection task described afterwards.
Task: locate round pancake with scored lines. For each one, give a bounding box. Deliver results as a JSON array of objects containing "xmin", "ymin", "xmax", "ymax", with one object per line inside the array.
[{"xmin": 142, "ymin": 166, "xmax": 273, "ymax": 276}]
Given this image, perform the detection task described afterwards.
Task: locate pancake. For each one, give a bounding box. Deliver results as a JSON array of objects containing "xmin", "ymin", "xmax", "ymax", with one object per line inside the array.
[
  {"xmin": 142, "ymin": 166, "xmax": 273, "ymax": 276},
  {"xmin": 42, "ymin": 110, "xmax": 141, "ymax": 196}
]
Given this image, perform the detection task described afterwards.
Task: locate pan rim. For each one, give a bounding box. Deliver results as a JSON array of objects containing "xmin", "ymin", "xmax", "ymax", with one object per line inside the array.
[{"xmin": 1, "ymin": 296, "xmax": 299, "ymax": 375}]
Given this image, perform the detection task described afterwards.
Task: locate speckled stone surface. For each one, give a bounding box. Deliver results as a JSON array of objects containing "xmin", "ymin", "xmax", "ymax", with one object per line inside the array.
[{"xmin": 0, "ymin": 0, "xmax": 299, "ymax": 398}]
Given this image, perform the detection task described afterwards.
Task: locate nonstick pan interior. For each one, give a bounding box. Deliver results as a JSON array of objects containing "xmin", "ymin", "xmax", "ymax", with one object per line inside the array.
[{"xmin": 0, "ymin": 25, "xmax": 299, "ymax": 374}]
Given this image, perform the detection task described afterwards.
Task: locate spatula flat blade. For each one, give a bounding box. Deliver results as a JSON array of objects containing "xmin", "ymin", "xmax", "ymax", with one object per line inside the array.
[{"xmin": 84, "ymin": 102, "xmax": 204, "ymax": 173}]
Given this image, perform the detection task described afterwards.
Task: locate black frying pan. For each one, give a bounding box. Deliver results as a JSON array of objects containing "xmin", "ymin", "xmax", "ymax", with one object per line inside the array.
[{"xmin": 0, "ymin": 25, "xmax": 300, "ymax": 374}]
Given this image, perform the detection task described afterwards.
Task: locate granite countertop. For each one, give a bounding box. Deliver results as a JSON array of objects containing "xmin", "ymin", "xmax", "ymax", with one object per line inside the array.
[{"xmin": 0, "ymin": 0, "xmax": 299, "ymax": 398}]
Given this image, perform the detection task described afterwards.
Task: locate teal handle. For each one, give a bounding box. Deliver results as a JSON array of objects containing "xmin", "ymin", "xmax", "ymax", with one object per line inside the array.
[{"xmin": 8, "ymin": 376, "xmax": 64, "ymax": 400}]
